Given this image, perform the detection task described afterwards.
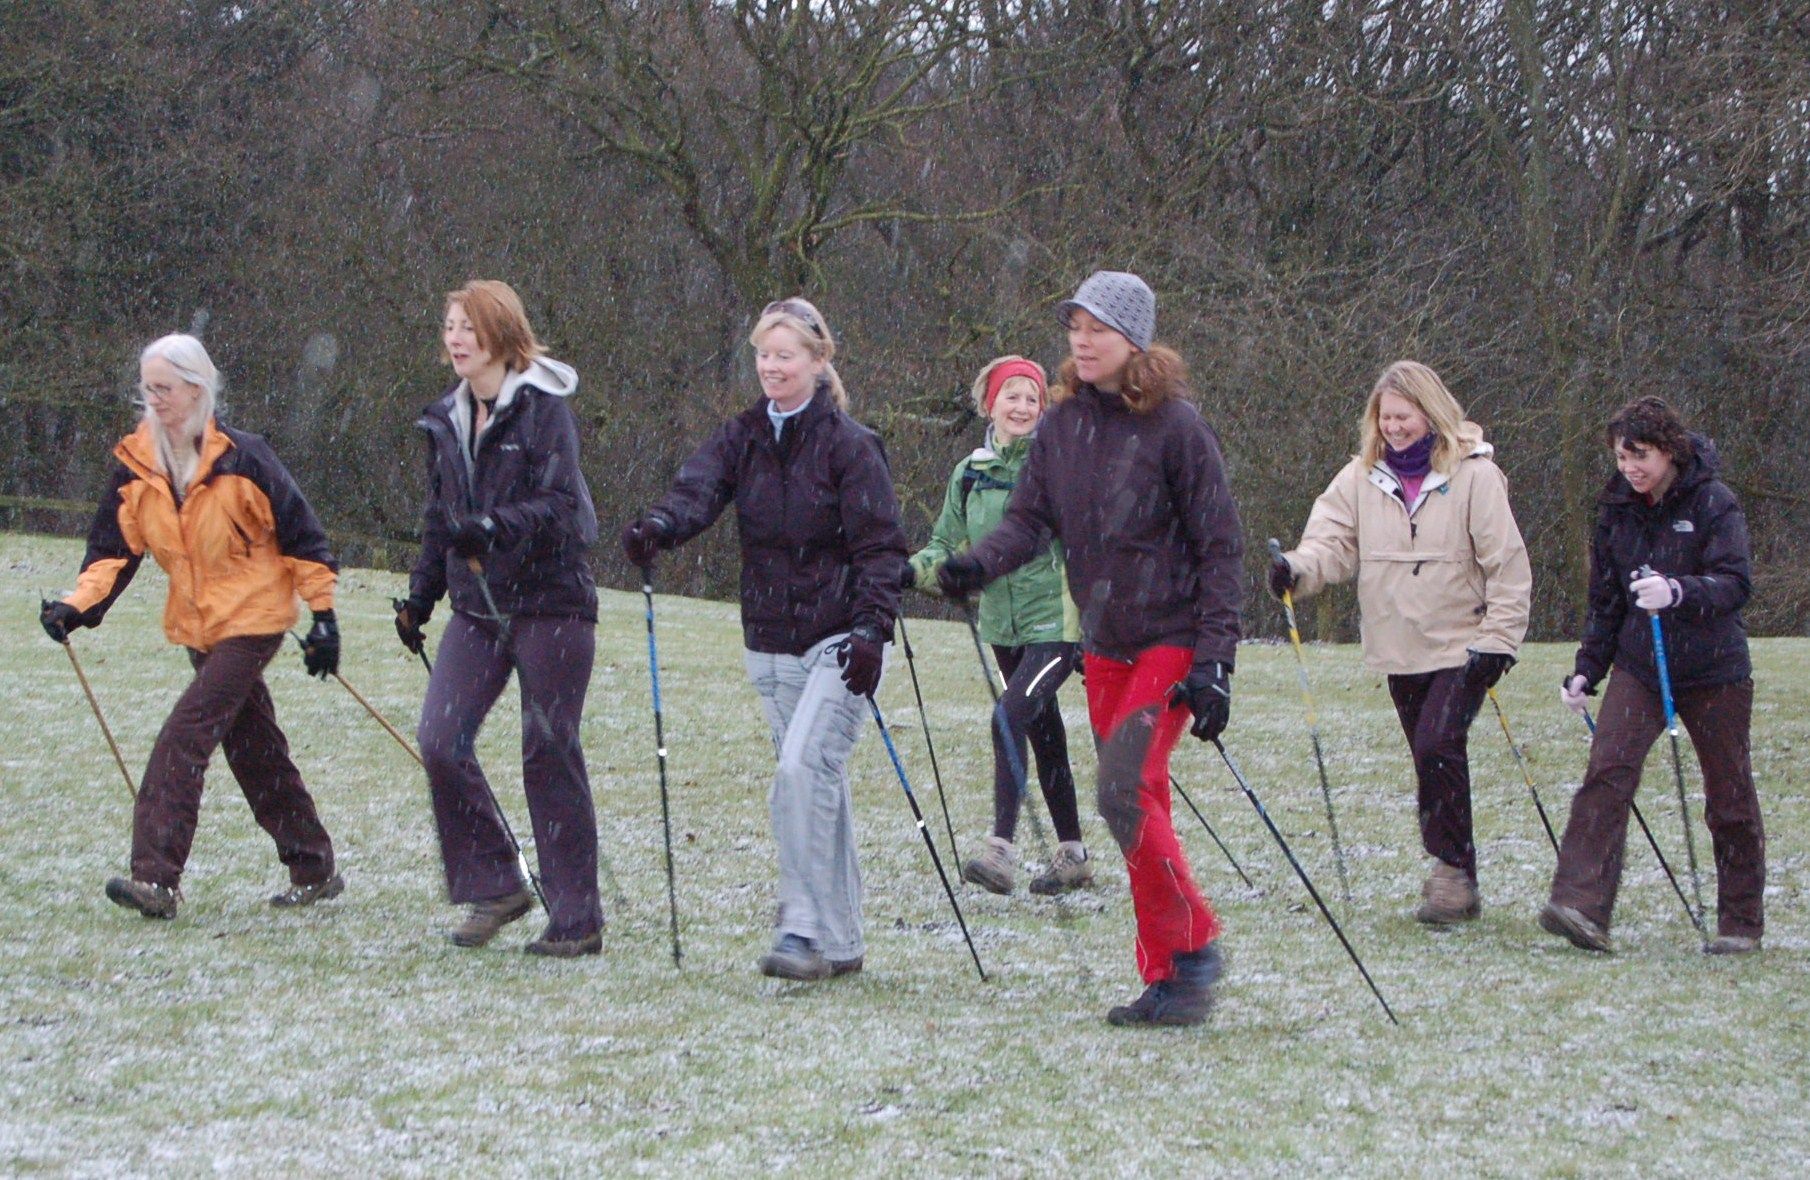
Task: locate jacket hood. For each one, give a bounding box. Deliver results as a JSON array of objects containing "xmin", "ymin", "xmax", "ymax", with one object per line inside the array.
[{"xmin": 1599, "ymin": 430, "xmax": 1718, "ymax": 505}]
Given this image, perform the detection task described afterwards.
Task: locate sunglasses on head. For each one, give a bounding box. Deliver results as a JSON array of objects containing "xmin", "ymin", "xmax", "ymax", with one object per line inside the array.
[{"xmin": 762, "ymin": 299, "xmax": 822, "ymax": 335}]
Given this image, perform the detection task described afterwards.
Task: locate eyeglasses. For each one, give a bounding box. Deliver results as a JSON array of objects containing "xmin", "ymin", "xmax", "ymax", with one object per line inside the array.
[
  {"xmin": 761, "ymin": 298, "xmax": 823, "ymax": 336},
  {"xmin": 140, "ymin": 383, "xmax": 186, "ymax": 403}
]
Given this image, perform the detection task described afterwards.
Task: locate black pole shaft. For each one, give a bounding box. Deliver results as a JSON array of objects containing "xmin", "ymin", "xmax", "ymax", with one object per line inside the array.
[
  {"xmin": 642, "ymin": 570, "xmax": 683, "ymax": 968},
  {"xmin": 1170, "ymin": 775, "xmax": 1253, "ymax": 888},
  {"xmin": 1487, "ymin": 689, "xmax": 1560, "ymax": 856},
  {"xmin": 1214, "ymin": 739, "xmax": 1399, "ymax": 1026},
  {"xmin": 869, "ymin": 698, "xmax": 986, "ymax": 981},
  {"xmin": 896, "ymin": 615, "xmax": 961, "ymax": 869}
]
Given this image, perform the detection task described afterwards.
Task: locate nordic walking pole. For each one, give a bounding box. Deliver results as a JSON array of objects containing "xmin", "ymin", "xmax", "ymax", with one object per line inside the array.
[
  {"xmin": 292, "ymin": 632, "xmax": 547, "ymax": 916},
  {"xmin": 896, "ymin": 613, "xmax": 961, "ymax": 868},
  {"xmin": 57, "ymin": 634, "xmax": 136, "ymax": 801},
  {"xmin": 1487, "ymin": 688, "xmax": 1560, "ymax": 856},
  {"xmin": 465, "ymin": 555, "xmax": 512, "ymax": 643},
  {"xmin": 1214, "ymin": 739, "xmax": 1398, "ymax": 1025},
  {"xmin": 1638, "ymin": 566, "xmax": 1708, "ymax": 935},
  {"xmin": 1171, "ymin": 776, "xmax": 1254, "ymax": 888},
  {"xmin": 1581, "ymin": 707, "xmax": 1705, "ymax": 935},
  {"xmin": 1268, "ymin": 539, "xmax": 1351, "ymax": 906},
  {"xmin": 869, "ymin": 696, "xmax": 987, "ymax": 981},
  {"xmin": 639, "ymin": 567, "xmax": 683, "ymax": 969}
]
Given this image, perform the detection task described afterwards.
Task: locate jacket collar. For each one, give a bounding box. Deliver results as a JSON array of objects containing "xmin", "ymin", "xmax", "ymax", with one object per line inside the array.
[
  {"xmin": 1367, "ymin": 440, "xmax": 1491, "ymax": 516},
  {"xmin": 115, "ymin": 418, "xmax": 232, "ymax": 492}
]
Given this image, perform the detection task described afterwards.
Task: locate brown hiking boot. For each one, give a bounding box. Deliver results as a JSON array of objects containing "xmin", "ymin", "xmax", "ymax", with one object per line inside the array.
[
  {"xmin": 105, "ymin": 877, "xmax": 179, "ymax": 920},
  {"xmin": 1414, "ymin": 862, "xmax": 1480, "ymax": 925},
  {"xmin": 1538, "ymin": 902, "xmax": 1612, "ymax": 952},
  {"xmin": 448, "ymin": 888, "xmax": 534, "ymax": 947},
  {"xmin": 524, "ymin": 927, "xmax": 603, "ymax": 958},
  {"xmin": 270, "ymin": 873, "xmax": 345, "ymax": 909},
  {"xmin": 1029, "ymin": 841, "xmax": 1094, "ymax": 896},
  {"xmin": 1704, "ymin": 934, "xmax": 1760, "ymax": 956},
  {"xmin": 960, "ymin": 835, "xmax": 1015, "ymax": 895},
  {"xmin": 828, "ymin": 956, "xmax": 864, "ymax": 977}
]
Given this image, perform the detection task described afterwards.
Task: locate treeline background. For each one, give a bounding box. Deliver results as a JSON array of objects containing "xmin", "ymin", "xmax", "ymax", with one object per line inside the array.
[{"xmin": 5, "ymin": 1, "xmax": 1806, "ymax": 640}]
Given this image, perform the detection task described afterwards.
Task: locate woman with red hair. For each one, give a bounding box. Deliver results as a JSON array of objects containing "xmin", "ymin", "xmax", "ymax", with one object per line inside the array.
[{"xmin": 905, "ymin": 355, "xmax": 1091, "ymax": 897}]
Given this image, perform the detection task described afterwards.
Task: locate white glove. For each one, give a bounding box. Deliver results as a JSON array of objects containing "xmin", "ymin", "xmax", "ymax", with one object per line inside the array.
[
  {"xmin": 1630, "ymin": 572, "xmax": 1681, "ymax": 611},
  {"xmin": 1560, "ymin": 675, "xmax": 1591, "ymax": 716}
]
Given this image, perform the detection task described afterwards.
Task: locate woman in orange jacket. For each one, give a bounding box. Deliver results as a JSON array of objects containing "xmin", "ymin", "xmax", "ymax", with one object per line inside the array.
[{"xmin": 41, "ymin": 334, "xmax": 345, "ymax": 921}]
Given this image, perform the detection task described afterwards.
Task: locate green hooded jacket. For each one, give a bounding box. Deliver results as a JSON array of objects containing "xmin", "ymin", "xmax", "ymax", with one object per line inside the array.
[{"xmin": 907, "ymin": 429, "xmax": 1079, "ymax": 647}]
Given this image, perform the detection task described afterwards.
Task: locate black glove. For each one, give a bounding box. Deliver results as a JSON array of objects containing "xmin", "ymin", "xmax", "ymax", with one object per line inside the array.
[
  {"xmin": 393, "ymin": 597, "xmax": 431, "ymax": 655},
  {"xmin": 1169, "ymin": 660, "xmax": 1232, "ymax": 742},
  {"xmin": 449, "ymin": 515, "xmax": 497, "ymax": 559},
  {"xmin": 835, "ymin": 625, "xmax": 885, "ymax": 698},
  {"xmin": 1464, "ymin": 650, "xmax": 1515, "ymax": 690},
  {"xmin": 936, "ymin": 553, "xmax": 987, "ymax": 599},
  {"xmin": 900, "ymin": 564, "xmax": 917, "ymax": 590},
  {"xmin": 40, "ymin": 599, "xmax": 84, "ymax": 644},
  {"xmin": 301, "ymin": 610, "xmax": 340, "ymax": 679},
  {"xmin": 620, "ymin": 513, "xmax": 673, "ymax": 567},
  {"xmin": 1267, "ymin": 553, "xmax": 1296, "ymax": 599}
]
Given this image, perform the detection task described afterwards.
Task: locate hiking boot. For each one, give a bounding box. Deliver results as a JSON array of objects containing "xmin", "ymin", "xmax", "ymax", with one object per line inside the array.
[
  {"xmin": 105, "ymin": 877, "xmax": 179, "ymax": 920},
  {"xmin": 1704, "ymin": 934, "xmax": 1760, "ymax": 956},
  {"xmin": 961, "ymin": 835, "xmax": 1015, "ymax": 895},
  {"xmin": 1414, "ymin": 861, "xmax": 1481, "ymax": 925},
  {"xmin": 828, "ymin": 956, "xmax": 864, "ymax": 978},
  {"xmin": 524, "ymin": 927, "xmax": 604, "ymax": 958},
  {"xmin": 1106, "ymin": 981, "xmax": 1167, "ymax": 1026},
  {"xmin": 759, "ymin": 933, "xmax": 830, "ymax": 981},
  {"xmin": 1107, "ymin": 943, "xmax": 1223, "ymax": 1027},
  {"xmin": 269, "ymin": 873, "xmax": 345, "ymax": 909},
  {"xmin": 1029, "ymin": 841, "xmax": 1094, "ymax": 896},
  {"xmin": 1538, "ymin": 902, "xmax": 1612, "ymax": 953},
  {"xmin": 448, "ymin": 888, "xmax": 534, "ymax": 948}
]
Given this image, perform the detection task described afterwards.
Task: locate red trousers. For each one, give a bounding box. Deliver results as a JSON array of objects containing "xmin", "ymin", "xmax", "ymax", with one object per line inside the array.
[{"xmin": 1085, "ymin": 645, "xmax": 1221, "ymax": 982}]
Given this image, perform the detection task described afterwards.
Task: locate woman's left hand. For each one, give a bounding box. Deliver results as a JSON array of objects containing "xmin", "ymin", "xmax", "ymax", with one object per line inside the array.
[{"xmin": 835, "ymin": 627, "xmax": 885, "ymax": 698}]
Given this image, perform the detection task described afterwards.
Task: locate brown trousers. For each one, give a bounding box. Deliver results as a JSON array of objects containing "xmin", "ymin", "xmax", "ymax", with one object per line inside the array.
[
  {"xmin": 1549, "ymin": 671, "xmax": 1764, "ymax": 938},
  {"xmin": 131, "ymin": 633, "xmax": 336, "ymax": 889}
]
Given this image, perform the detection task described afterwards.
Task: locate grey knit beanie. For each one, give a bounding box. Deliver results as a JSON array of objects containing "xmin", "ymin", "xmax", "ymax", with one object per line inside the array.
[{"xmin": 1056, "ymin": 270, "xmax": 1155, "ymax": 351}]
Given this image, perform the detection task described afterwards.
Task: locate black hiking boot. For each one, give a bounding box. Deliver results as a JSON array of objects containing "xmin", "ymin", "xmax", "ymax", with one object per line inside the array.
[
  {"xmin": 270, "ymin": 873, "xmax": 345, "ymax": 909},
  {"xmin": 524, "ymin": 927, "xmax": 604, "ymax": 958},
  {"xmin": 105, "ymin": 877, "xmax": 179, "ymax": 920},
  {"xmin": 1106, "ymin": 943, "xmax": 1223, "ymax": 1027},
  {"xmin": 448, "ymin": 888, "xmax": 534, "ymax": 947}
]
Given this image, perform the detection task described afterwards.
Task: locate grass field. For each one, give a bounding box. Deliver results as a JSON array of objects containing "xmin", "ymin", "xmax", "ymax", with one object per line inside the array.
[{"xmin": 3, "ymin": 532, "xmax": 1806, "ymax": 1177}]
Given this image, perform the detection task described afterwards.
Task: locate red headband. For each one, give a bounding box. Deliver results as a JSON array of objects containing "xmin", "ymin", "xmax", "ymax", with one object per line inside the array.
[{"xmin": 984, "ymin": 359, "xmax": 1046, "ymax": 412}]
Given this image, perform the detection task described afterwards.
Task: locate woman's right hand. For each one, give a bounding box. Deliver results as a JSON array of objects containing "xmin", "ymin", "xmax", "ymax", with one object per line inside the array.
[
  {"xmin": 39, "ymin": 599, "xmax": 84, "ymax": 643},
  {"xmin": 621, "ymin": 513, "xmax": 673, "ymax": 567},
  {"xmin": 393, "ymin": 597, "xmax": 431, "ymax": 654},
  {"xmin": 1560, "ymin": 674, "xmax": 1593, "ymax": 716}
]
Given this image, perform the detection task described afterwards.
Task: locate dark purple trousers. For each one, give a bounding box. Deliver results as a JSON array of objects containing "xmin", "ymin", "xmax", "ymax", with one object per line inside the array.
[
  {"xmin": 418, "ymin": 613, "xmax": 602, "ymax": 940},
  {"xmin": 1550, "ymin": 672, "xmax": 1765, "ymax": 938},
  {"xmin": 133, "ymin": 633, "xmax": 336, "ymax": 889},
  {"xmin": 1387, "ymin": 666, "xmax": 1490, "ymax": 880}
]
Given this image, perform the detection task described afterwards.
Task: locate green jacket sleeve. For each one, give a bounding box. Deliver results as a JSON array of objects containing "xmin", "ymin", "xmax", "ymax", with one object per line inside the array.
[{"xmin": 906, "ymin": 459, "xmax": 972, "ymax": 596}]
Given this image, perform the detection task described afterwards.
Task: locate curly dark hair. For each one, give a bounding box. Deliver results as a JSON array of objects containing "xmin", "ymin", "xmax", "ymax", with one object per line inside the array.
[{"xmin": 1605, "ymin": 395, "xmax": 1694, "ymax": 462}]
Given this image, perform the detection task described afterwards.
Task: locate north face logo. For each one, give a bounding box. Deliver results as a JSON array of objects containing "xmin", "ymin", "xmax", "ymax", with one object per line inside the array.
[{"xmin": 1672, "ymin": 520, "xmax": 1694, "ymax": 533}]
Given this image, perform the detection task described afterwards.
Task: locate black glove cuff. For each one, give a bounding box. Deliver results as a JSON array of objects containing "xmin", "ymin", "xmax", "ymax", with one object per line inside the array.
[
  {"xmin": 849, "ymin": 624, "xmax": 885, "ymax": 646},
  {"xmin": 312, "ymin": 609, "xmax": 337, "ymax": 625}
]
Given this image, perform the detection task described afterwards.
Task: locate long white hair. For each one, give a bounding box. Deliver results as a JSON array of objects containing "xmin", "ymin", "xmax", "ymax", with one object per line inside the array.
[{"xmin": 138, "ymin": 334, "xmax": 220, "ymax": 489}]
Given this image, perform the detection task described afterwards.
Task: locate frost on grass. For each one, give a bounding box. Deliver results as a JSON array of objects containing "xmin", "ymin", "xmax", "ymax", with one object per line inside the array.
[{"xmin": 2, "ymin": 532, "xmax": 1808, "ymax": 1175}]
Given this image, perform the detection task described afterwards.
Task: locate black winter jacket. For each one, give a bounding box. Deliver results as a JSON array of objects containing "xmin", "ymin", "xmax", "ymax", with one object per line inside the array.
[
  {"xmin": 1574, "ymin": 436, "xmax": 1751, "ymax": 693},
  {"xmin": 966, "ymin": 384, "xmax": 1243, "ymax": 668},
  {"xmin": 409, "ymin": 360, "xmax": 599, "ymax": 623},
  {"xmin": 651, "ymin": 391, "xmax": 906, "ymax": 655}
]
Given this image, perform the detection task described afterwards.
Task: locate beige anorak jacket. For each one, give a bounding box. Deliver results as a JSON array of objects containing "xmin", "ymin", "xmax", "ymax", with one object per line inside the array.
[{"xmin": 1282, "ymin": 440, "xmax": 1530, "ymax": 675}]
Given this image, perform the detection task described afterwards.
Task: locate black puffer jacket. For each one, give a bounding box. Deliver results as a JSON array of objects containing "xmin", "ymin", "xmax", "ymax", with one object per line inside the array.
[
  {"xmin": 1574, "ymin": 435, "xmax": 1751, "ymax": 693},
  {"xmin": 966, "ymin": 383, "xmax": 1243, "ymax": 667},
  {"xmin": 650, "ymin": 391, "xmax": 906, "ymax": 655},
  {"xmin": 409, "ymin": 359, "xmax": 599, "ymax": 622}
]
